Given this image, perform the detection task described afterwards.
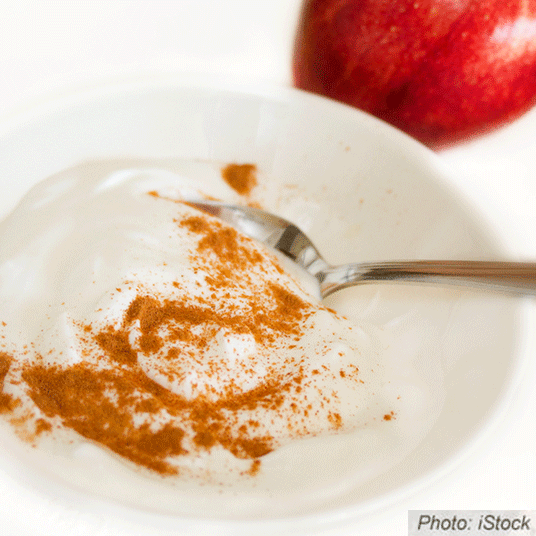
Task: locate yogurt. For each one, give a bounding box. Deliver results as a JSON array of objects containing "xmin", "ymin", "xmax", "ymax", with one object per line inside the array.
[{"xmin": 0, "ymin": 160, "xmax": 444, "ymax": 517}]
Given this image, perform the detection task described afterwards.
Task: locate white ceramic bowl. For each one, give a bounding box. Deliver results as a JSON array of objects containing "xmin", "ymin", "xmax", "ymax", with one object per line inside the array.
[{"xmin": 0, "ymin": 75, "xmax": 529, "ymax": 536}]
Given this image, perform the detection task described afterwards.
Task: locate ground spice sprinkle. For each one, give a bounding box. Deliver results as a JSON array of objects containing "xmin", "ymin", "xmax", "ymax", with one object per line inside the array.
[{"xmin": 0, "ymin": 193, "xmax": 391, "ymax": 479}]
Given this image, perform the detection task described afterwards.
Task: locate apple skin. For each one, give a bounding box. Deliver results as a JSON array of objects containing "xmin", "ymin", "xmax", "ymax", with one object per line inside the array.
[{"xmin": 292, "ymin": 0, "xmax": 536, "ymax": 149}]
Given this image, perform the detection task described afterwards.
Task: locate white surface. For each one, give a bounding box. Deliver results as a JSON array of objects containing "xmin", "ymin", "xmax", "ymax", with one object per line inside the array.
[{"xmin": 0, "ymin": 2, "xmax": 533, "ymax": 535}]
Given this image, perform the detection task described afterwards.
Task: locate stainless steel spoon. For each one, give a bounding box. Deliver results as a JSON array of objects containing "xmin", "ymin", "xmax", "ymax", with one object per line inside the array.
[{"xmin": 188, "ymin": 200, "xmax": 536, "ymax": 298}]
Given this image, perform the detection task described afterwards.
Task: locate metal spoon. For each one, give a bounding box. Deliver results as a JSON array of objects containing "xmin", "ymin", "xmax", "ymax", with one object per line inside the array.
[{"xmin": 188, "ymin": 200, "xmax": 536, "ymax": 298}]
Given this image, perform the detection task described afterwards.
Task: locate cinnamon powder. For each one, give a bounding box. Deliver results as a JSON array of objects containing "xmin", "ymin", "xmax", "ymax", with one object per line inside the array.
[
  {"xmin": 221, "ymin": 163, "xmax": 257, "ymax": 196},
  {"xmin": 1, "ymin": 205, "xmax": 314, "ymax": 476},
  {"xmin": 0, "ymin": 352, "xmax": 16, "ymax": 414},
  {"xmin": 0, "ymin": 198, "xmax": 386, "ymax": 479}
]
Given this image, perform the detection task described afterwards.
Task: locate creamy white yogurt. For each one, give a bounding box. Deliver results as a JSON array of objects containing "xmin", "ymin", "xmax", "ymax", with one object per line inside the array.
[{"xmin": 0, "ymin": 160, "xmax": 445, "ymax": 517}]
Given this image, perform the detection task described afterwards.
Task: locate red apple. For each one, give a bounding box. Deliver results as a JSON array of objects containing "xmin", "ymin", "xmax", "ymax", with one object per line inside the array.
[{"xmin": 292, "ymin": 0, "xmax": 536, "ymax": 148}]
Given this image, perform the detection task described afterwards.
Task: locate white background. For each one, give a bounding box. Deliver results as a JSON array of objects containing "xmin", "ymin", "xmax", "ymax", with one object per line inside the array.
[{"xmin": 0, "ymin": 1, "xmax": 534, "ymax": 534}]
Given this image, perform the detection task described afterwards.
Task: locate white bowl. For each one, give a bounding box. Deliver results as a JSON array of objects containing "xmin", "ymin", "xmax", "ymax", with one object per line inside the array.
[{"xmin": 0, "ymin": 75, "xmax": 529, "ymax": 535}]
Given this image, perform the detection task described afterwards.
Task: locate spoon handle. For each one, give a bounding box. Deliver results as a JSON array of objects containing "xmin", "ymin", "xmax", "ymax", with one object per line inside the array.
[{"xmin": 320, "ymin": 260, "xmax": 536, "ymax": 297}]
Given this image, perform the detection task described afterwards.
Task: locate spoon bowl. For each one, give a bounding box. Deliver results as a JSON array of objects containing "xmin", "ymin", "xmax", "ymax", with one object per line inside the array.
[{"xmin": 189, "ymin": 200, "xmax": 536, "ymax": 298}]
